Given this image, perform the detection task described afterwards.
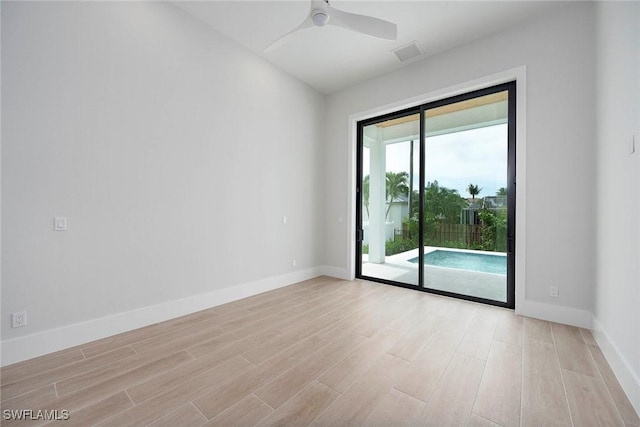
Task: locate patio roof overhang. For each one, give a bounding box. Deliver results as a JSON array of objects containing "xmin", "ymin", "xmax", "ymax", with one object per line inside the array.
[{"xmin": 363, "ymin": 91, "xmax": 508, "ymax": 147}]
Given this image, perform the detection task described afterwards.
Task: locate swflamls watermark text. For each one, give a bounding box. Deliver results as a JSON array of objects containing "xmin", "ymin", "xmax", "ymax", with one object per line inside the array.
[{"xmin": 2, "ymin": 409, "xmax": 70, "ymax": 421}]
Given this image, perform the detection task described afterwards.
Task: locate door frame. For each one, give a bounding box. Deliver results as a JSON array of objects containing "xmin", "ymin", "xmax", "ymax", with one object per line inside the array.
[{"xmin": 354, "ymin": 81, "xmax": 517, "ymax": 309}]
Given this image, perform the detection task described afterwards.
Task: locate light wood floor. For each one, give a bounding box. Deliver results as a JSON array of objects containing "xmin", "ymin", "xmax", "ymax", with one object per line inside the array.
[{"xmin": 1, "ymin": 277, "xmax": 638, "ymax": 426}]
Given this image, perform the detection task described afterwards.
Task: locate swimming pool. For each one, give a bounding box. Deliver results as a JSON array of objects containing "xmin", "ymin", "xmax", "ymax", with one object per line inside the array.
[{"xmin": 409, "ymin": 250, "xmax": 507, "ymax": 275}]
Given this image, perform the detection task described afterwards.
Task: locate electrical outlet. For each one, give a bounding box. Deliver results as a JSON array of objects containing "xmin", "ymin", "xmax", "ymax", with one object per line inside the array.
[
  {"xmin": 54, "ymin": 217, "xmax": 67, "ymax": 231},
  {"xmin": 549, "ymin": 286, "xmax": 559, "ymax": 297},
  {"xmin": 292, "ymin": 259, "xmax": 297, "ymax": 268},
  {"xmin": 12, "ymin": 311, "xmax": 27, "ymax": 328}
]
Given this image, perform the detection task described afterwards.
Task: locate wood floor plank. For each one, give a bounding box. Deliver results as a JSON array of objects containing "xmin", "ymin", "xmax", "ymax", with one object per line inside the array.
[
  {"xmin": 386, "ymin": 322, "xmax": 437, "ymax": 362},
  {"xmin": 438, "ymin": 300, "xmax": 478, "ymax": 336},
  {"xmin": 588, "ymin": 344, "xmax": 640, "ymax": 425},
  {"xmin": 193, "ymin": 331, "xmax": 338, "ymax": 420},
  {"xmin": 55, "ymin": 349, "xmax": 193, "ymax": 397},
  {"xmin": 282, "ymin": 288, "xmax": 351, "ymax": 317},
  {"xmin": 206, "ymin": 395, "xmax": 272, "ymax": 427},
  {"xmin": 254, "ymin": 332, "xmax": 367, "ymax": 409},
  {"xmin": 295, "ymin": 293, "xmax": 374, "ymax": 328},
  {"xmin": 256, "ymin": 381, "xmax": 339, "ymax": 427},
  {"xmin": 80, "ymin": 324, "xmax": 169, "ymax": 359},
  {"xmin": 522, "ymin": 337, "xmax": 572, "ymax": 426},
  {"xmin": 323, "ymin": 286, "xmax": 387, "ymax": 320},
  {"xmin": 1, "ymin": 346, "xmax": 136, "ymax": 400},
  {"xmin": 419, "ymin": 353, "xmax": 485, "ymax": 426},
  {"xmin": 322, "ymin": 298, "xmax": 379, "ymax": 326},
  {"xmin": 1, "ymin": 384, "xmax": 58, "ymax": 411},
  {"xmin": 1, "ymin": 352, "xmax": 195, "ymax": 427},
  {"xmin": 242, "ymin": 314, "xmax": 338, "ymax": 365},
  {"xmin": 125, "ymin": 335, "xmax": 264, "ymax": 404},
  {"xmin": 493, "ymin": 309, "xmax": 523, "ymax": 346},
  {"xmin": 311, "ymin": 354, "xmax": 409, "ymax": 426},
  {"xmin": 468, "ymin": 413, "xmax": 502, "ymax": 427},
  {"xmin": 246, "ymin": 294, "xmax": 307, "ymax": 316},
  {"xmin": 97, "ymin": 356, "xmax": 254, "ymax": 427},
  {"xmin": 362, "ymin": 388, "xmax": 425, "ymax": 426},
  {"xmin": 214, "ymin": 305, "xmax": 292, "ymax": 333},
  {"xmin": 79, "ymin": 308, "xmax": 219, "ymax": 359},
  {"xmin": 187, "ymin": 315, "xmax": 286, "ymax": 357},
  {"xmin": 267, "ymin": 301, "xmax": 349, "ymax": 337},
  {"xmin": 562, "ymin": 368, "xmax": 624, "ymax": 426},
  {"xmin": 52, "ymin": 351, "xmax": 193, "ymax": 409},
  {"xmin": 394, "ymin": 330, "xmax": 461, "ymax": 402},
  {"xmin": 149, "ymin": 403, "xmax": 208, "ymax": 427},
  {"xmin": 348, "ymin": 294, "xmax": 420, "ymax": 338},
  {"xmin": 523, "ymin": 317, "xmax": 553, "ymax": 343},
  {"xmin": 551, "ymin": 322, "xmax": 599, "ymax": 377},
  {"xmin": 186, "ymin": 319, "xmax": 284, "ymax": 360},
  {"xmin": 351, "ymin": 302, "xmax": 406, "ymax": 338},
  {"xmin": 318, "ymin": 328, "xmax": 405, "ymax": 393},
  {"xmin": 456, "ymin": 307, "xmax": 499, "ymax": 361},
  {"xmin": 209, "ymin": 301, "xmax": 264, "ymax": 319},
  {"xmin": 1, "ymin": 349, "xmax": 85, "ymax": 385},
  {"xmin": 211, "ymin": 285, "xmax": 303, "ymax": 315},
  {"xmin": 191, "ymin": 331, "xmax": 280, "ymax": 367},
  {"xmin": 130, "ymin": 325, "xmax": 226, "ymax": 356},
  {"xmin": 43, "ymin": 392, "xmax": 133, "ymax": 427},
  {"xmin": 387, "ymin": 294, "xmax": 446, "ymax": 332},
  {"xmin": 473, "ymin": 340, "xmax": 522, "ymax": 427},
  {"xmin": 580, "ymin": 328, "xmax": 598, "ymax": 346}
]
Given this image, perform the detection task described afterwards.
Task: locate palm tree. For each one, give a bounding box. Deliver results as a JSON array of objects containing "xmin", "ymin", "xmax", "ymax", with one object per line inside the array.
[
  {"xmin": 386, "ymin": 171, "xmax": 409, "ymax": 220},
  {"xmin": 467, "ymin": 183, "xmax": 482, "ymax": 203},
  {"xmin": 496, "ymin": 187, "xmax": 507, "ymax": 196},
  {"xmin": 423, "ymin": 180, "xmax": 466, "ymax": 223}
]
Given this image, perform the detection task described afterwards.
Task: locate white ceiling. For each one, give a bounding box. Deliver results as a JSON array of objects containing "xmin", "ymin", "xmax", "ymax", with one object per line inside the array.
[{"xmin": 174, "ymin": 1, "xmax": 564, "ymax": 94}]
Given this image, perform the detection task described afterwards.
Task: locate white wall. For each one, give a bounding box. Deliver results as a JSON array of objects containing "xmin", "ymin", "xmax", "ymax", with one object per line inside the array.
[
  {"xmin": 324, "ymin": 3, "xmax": 597, "ymax": 321},
  {"xmin": 1, "ymin": 2, "xmax": 325, "ymax": 363},
  {"xmin": 593, "ymin": 1, "xmax": 640, "ymax": 414}
]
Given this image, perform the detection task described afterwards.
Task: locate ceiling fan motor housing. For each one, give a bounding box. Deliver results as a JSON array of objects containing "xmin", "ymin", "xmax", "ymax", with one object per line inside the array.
[{"xmin": 312, "ymin": 10, "xmax": 329, "ymax": 26}]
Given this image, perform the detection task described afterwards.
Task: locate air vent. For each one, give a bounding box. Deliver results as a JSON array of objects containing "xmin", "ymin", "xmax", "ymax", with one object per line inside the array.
[{"xmin": 392, "ymin": 41, "xmax": 423, "ymax": 62}]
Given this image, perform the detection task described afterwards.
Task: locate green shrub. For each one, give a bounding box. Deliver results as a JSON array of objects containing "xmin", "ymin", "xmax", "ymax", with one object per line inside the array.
[{"xmin": 385, "ymin": 238, "xmax": 417, "ymax": 256}]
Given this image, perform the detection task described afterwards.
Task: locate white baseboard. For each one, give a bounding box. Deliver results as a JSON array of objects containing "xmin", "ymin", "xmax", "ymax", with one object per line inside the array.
[
  {"xmin": 319, "ymin": 265, "xmax": 351, "ymax": 280},
  {"xmin": 592, "ymin": 317, "xmax": 640, "ymax": 417},
  {"xmin": 516, "ymin": 300, "xmax": 593, "ymax": 329},
  {"xmin": 1, "ymin": 267, "xmax": 324, "ymax": 367},
  {"xmin": 0, "ymin": 267, "xmax": 607, "ymax": 369}
]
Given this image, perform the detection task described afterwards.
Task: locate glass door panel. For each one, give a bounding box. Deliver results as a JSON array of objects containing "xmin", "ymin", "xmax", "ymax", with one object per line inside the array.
[
  {"xmin": 422, "ymin": 90, "xmax": 509, "ymax": 302},
  {"xmin": 359, "ymin": 113, "xmax": 420, "ymax": 286}
]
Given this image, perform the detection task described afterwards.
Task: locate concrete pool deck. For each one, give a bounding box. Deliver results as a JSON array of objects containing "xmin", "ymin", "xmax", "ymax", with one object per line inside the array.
[{"xmin": 362, "ymin": 246, "xmax": 507, "ymax": 302}]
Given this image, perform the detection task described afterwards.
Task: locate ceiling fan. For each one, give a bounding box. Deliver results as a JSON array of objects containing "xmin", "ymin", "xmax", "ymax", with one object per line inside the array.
[{"xmin": 264, "ymin": 0, "xmax": 397, "ymax": 52}]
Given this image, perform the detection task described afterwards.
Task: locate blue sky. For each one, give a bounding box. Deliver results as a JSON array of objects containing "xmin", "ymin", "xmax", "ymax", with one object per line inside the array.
[{"xmin": 364, "ymin": 124, "xmax": 508, "ymax": 199}]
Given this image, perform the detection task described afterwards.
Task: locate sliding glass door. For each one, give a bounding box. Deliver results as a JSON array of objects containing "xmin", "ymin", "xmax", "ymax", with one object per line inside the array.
[
  {"xmin": 358, "ymin": 113, "xmax": 421, "ymax": 286},
  {"xmin": 356, "ymin": 83, "xmax": 515, "ymax": 308}
]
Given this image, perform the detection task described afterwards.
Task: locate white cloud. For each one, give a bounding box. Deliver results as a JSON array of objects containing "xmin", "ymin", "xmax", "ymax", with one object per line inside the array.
[{"xmin": 364, "ymin": 124, "xmax": 508, "ymax": 198}]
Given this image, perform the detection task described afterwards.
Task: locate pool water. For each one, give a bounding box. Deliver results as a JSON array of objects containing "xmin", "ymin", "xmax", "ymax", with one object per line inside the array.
[{"xmin": 409, "ymin": 250, "xmax": 507, "ymax": 275}]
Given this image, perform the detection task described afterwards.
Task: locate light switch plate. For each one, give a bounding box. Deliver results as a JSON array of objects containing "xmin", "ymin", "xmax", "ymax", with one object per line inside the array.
[{"xmin": 54, "ymin": 217, "xmax": 67, "ymax": 231}]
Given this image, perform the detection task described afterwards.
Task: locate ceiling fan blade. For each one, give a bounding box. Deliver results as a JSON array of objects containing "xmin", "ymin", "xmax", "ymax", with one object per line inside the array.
[
  {"xmin": 328, "ymin": 5, "xmax": 397, "ymax": 40},
  {"xmin": 264, "ymin": 17, "xmax": 314, "ymax": 52}
]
